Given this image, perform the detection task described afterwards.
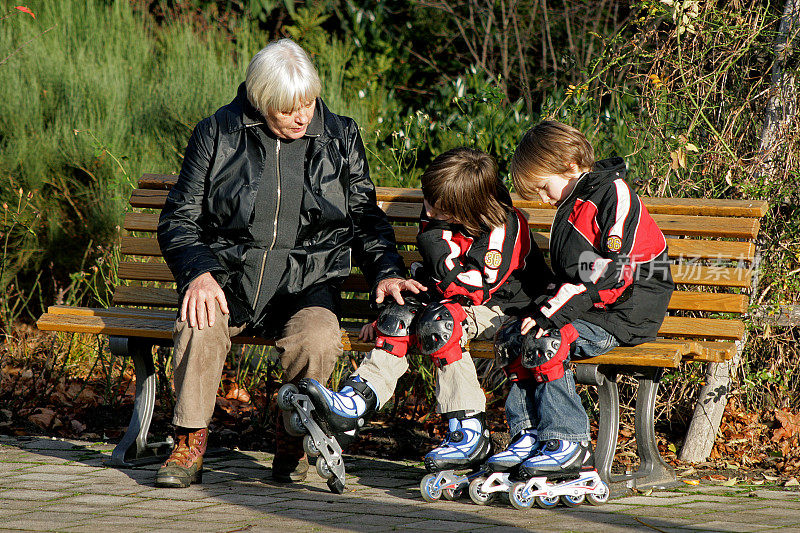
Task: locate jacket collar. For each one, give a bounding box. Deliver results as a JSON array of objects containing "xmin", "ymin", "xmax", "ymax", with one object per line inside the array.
[
  {"xmin": 573, "ymin": 157, "xmax": 627, "ymax": 194},
  {"xmin": 222, "ymin": 83, "xmax": 329, "ymax": 140}
]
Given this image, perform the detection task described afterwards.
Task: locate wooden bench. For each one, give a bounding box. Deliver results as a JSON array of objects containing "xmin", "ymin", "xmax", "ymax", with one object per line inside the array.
[{"xmin": 37, "ymin": 173, "xmax": 768, "ymax": 492}]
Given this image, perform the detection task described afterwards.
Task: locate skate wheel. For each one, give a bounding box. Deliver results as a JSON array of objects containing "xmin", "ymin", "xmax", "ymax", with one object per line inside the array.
[
  {"xmin": 316, "ymin": 457, "xmax": 334, "ymax": 480},
  {"xmin": 327, "ymin": 477, "xmax": 345, "ymax": 494},
  {"xmin": 276, "ymin": 383, "xmax": 298, "ymax": 411},
  {"xmin": 442, "ymin": 486, "xmax": 463, "ymax": 501},
  {"xmin": 286, "ymin": 411, "xmax": 307, "ymax": 437},
  {"xmin": 534, "ymin": 494, "xmax": 559, "ymax": 509},
  {"xmin": 586, "ymin": 481, "xmax": 610, "ymax": 505},
  {"xmin": 509, "ymin": 481, "xmax": 534, "ymax": 510},
  {"xmin": 303, "ymin": 435, "xmax": 320, "ymax": 457},
  {"xmin": 468, "ymin": 476, "xmax": 496, "ymax": 506},
  {"xmin": 420, "ymin": 473, "xmax": 442, "ymax": 503},
  {"xmin": 560, "ymin": 493, "xmax": 585, "ymax": 507}
]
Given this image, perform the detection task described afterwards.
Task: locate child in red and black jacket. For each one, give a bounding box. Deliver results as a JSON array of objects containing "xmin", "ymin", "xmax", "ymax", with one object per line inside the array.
[
  {"xmin": 484, "ymin": 121, "xmax": 674, "ymax": 478},
  {"xmin": 297, "ymin": 147, "xmax": 554, "ymax": 474}
]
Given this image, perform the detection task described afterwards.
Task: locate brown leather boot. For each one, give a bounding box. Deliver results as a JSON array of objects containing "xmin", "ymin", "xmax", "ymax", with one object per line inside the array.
[
  {"xmin": 155, "ymin": 427, "xmax": 208, "ymax": 488},
  {"xmin": 272, "ymin": 410, "xmax": 308, "ymax": 482}
]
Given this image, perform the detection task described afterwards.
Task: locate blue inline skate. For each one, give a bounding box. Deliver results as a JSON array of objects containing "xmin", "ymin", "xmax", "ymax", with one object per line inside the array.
[
  {"xmin": 468, "ymin": 429, "xmax": 539, "ymax": 505},
  {"xmin": 419, "ymin": 411, "xmax": 492, "ymax": 502},
  {"xmin": 506, "ymin": 440, "xmax": 610, "ymax": 509}
]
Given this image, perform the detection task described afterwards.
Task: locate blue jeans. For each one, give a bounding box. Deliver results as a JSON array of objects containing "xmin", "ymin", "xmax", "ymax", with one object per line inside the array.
[{"xmin": 504, "ymin": 319, "xmax": 620, "ymax": 441}]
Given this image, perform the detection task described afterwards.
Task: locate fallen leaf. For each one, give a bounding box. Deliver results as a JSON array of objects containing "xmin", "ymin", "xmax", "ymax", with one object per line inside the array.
[
  {"xmin": 682, "ymin": 479, "xmax": 700, "ymax": 485},
  {"xmin": 785, "ymin": 477, "xmax": 799, "ymax": 487},
  {"xmin": 721, "ymin": 478, "xmax": 738, "ymax": 487},
  {"xmin": 678, "ymin": 466, "xmax": 697, "ymax": 477},
  {"xmin": 14, "ymin": 5, "xmax": 35, "ymax": 18},
  {"xmin": 751, "ymin": 480, "xmax": 765, "ymax": 485},
  {"xmin": 226, "ymin": 387, "xmax": 251, "ymax": 403},
  {"xmin": 763, "ymin": 474, "xmax": 779, "ymax": 481},
  {"xmin": 708, "ymin": 474, "xmax": 727, "ymax": 481},
  {"xmin": 28, "ymin": 408, "xmax": 56, "ymax": 428},
  {"xmin": 772, "ymin": 410, "xmax": 800, "ymax": 442}
]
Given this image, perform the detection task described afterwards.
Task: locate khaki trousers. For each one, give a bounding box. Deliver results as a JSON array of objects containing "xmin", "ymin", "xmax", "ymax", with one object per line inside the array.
[
  {"xmin": 354, "ymin": 304, "xmax": 507, "ymax": 414},
  {"xmin": 172, "ymin": 302, "xmax": 342, "ymax": 428}
]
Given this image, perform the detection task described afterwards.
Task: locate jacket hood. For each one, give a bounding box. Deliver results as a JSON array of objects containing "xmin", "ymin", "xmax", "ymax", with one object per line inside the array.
[{"xmin": 585, "ymin": 156, "xmax": 627, "ymax": 184}]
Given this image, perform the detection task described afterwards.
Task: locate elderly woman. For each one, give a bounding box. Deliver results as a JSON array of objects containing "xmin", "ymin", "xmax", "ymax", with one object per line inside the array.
[{"xmin": 156, "ymin": 39, "xmax": 421, "ymax": 488}]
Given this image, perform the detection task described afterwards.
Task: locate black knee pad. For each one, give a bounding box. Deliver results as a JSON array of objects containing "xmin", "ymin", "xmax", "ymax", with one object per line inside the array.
[
  {"xmin": 521, "ymin": 324, "xmax": 579, "ymax": 383},
  {"xmin": 494, "ymin": 317, "xmax": 524, "ymax": 368},
  {"xmin": 494, "ymin": 318, "xmax": 533, "ymax": 381},
  {"xmin": 374, "ymin": 299, "xmax": 425, "ymax": 356},
  {"xmin": 416, "ymin": 301, "xmax": 468, "ymax": 367}
]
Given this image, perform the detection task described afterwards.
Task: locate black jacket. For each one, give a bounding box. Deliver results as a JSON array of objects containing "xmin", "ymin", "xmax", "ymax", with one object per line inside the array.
[
  {"xmin": 528, "ymin": 158, "xmax": 674, "ymax": 345},
  {"xmin": 158, "ymin": 84, "xmax": 405, "ymax": 331},
  {"xmin": 415, "ymin": 205, "xmax": 554, "ymax": 315}
]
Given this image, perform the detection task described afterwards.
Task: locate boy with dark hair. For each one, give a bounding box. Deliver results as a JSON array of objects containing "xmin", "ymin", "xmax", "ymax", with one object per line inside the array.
[
  {"xmin": 486, "ymin": 120, "xmax": 674, "ymax": 479},
  {"xmin": 294, "ymin": 146, "xmax": 553, "ymax": 474}
]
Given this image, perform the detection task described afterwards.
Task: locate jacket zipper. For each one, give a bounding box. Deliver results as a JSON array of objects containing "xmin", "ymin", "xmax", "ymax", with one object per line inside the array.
[{"xmin": 252, "ymin": 140, "xmax": 282, "ymax": 306}]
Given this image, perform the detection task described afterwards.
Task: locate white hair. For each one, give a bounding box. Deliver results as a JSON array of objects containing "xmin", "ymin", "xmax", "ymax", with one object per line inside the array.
[{"xmin": 245, "ymin": 39, "xmax": 321, "ymax": 114}]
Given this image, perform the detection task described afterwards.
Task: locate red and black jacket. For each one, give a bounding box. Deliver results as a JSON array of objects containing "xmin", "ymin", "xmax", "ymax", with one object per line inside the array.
[
  {"xmin": 415, "ymin": 194, "xmax": 553, "ymax": 315},
  {"xmin": 528, "ymin": 157, "xmax": 674, "ymax": 345}
]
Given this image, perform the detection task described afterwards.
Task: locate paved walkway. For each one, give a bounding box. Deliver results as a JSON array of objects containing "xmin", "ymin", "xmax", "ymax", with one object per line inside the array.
[{"xmin": 0, "ymin": 435, "xmax": 798, "ymax": 532}]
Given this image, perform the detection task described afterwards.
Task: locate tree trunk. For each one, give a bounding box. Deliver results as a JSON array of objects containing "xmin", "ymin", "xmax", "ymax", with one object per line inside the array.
[{"xmin": 679, "ymin": 0, "xmax": 799, "ymax": 463}]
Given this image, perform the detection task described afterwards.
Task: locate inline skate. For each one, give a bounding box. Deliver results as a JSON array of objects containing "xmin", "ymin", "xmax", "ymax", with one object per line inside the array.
[
  {"xmin": 276, "ymin": 376, "xmax": 377, "ymax": 494},
  {"xmin": 468, "ymin": 429, "xmax": 539, "ymax": 505},
  {"xmin": 419, "ymin": 411, "xmax": 492, "ymax": 502},
  {"xmin": 506, "ymin": 440, "xmax": 610, "ymax": 509}
]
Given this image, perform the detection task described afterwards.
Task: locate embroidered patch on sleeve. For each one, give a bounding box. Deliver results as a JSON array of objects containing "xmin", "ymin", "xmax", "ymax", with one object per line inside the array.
[
  {"xmin": 607, "ymin": 235, "xmax": 622, "ymax": 252},
  {"xmin": 484, "ymin": 250, "xmax": 502, "ymax": 269}
]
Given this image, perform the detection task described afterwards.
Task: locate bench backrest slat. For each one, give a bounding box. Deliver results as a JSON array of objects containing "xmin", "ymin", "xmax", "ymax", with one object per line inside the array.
[{"xmin": 139, "ymin": 174, "xmax": 769, "ymax": 217}]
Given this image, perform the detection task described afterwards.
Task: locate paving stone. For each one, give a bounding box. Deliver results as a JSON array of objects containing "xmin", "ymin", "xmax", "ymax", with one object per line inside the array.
[
  {"xmin": 618, "ymin": 494, "xmax": 703, "ymax": 506},
  {"xmin": 680, "ymin": 500, "xmax": 771, "ymax": 512},
  {"xmin": 682, "ymin": 520, "xmax": 781, "ymax": 532},
  {"xmin": 746, "ymin": 489, "xmax": 800, "ymax": 501},
  {"xmin": 0, "ymin": 489, "xmax": 70, "ymax": 501},
  {"xmin": 0, "ymin": 518, "xmax": 93, "ymax": 532},
  {"xmin": 56, "ymin": 493, "xmax": 146, "ymax": 507}
]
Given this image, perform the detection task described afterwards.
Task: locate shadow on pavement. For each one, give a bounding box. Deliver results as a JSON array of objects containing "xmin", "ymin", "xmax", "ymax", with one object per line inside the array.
[{"xmin": 3, "ymin": 436, "xmax": 704, "ymax": 532}]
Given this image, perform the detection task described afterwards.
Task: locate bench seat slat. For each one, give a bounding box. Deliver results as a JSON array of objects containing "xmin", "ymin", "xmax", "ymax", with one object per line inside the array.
[
  {"xmin": 40, "ymin": 306, "xmax": 735, "ymax": 364},
  {"xmin": 37, "ymin": 310, "xmax": 681, "ymax": 367},
  {"xmin": 136, "ymin": 179, "xmax": 769, "ymax": 218},
  {"xmin": 105, "ymin": 286, "xmax": 746, "ymax": 342}
]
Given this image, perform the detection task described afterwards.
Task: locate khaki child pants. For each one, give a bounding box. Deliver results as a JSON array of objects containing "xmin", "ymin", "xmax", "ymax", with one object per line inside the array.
[{"xmin": 354, "ymin": 304, "xmax": 507, "ymax": 414}]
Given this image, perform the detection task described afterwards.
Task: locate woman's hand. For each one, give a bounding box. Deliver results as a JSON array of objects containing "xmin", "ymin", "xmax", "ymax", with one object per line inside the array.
[
  {"xmin": 375, "ymin": 277, "xmax": 427, "ymax": 305},
  {"xmin": 180, "ymin": 272, "xmax": 229, "ymax": 329}
]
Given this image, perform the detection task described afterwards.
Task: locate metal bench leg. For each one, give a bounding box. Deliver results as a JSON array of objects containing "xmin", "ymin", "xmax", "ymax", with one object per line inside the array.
[
  {"xmin": 629, "ymin": 367, "xmax": 676, "ymax": 489},
  {"xmin": 573, "ymin": 364, "xmax": 618, "ymax": 485},
  {"xmin": 106, "ymin": 336, "xmax": 173, "ymax": 467}
]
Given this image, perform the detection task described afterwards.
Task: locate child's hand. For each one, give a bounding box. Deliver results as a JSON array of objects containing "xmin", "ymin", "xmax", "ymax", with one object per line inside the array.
[
  {"xmin": 520, "ymin": 316, "xmax": 546, "ymax": 338},
  {"xmin": 359, "ymin": 322, "xmax": 376, "ymax": 342},
  {"xmin": 520, "ymin": 316, "xmax": 536, "ymax": 335}
]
